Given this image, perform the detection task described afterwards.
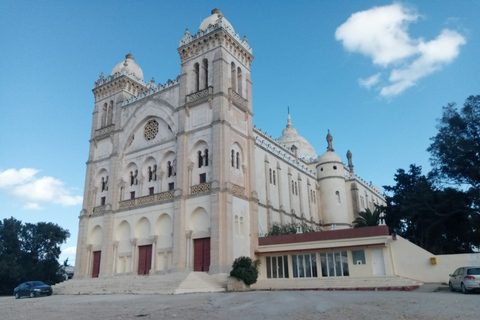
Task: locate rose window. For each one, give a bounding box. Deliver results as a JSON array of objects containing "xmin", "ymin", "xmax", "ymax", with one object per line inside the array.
[{"xmin": 144, "ymin": 119, "xmax": 159, "ymax": 141}]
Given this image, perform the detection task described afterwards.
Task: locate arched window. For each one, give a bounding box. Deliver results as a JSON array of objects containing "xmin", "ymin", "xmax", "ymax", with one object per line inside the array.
[
  {"xmin": 231, "ymin": 150, "xmax": 235, "ymax": 167},
  {"xmin": 130, "ymin": 171, "xmax": 134, "ymax": 186},
  {"xmin": 193, "ymin": 62, "xmax": 200, "ymax": 92},
  {"xmin": 292, "ymin": 180, "xmax": 294, "ymax": 194},
  {"xmin": 204, "ymin": 149, "xmax": 209, "ymax": 166},
  {"xmin": 108, "ymin": 100, "xmax": 114, "ymax": 124},
  {"xmin": 236, "ymin": 152, "xmax": 240, "ymax": 169},
  {"xmin": 153, "ymin": 165, "xmax": 157, "ymax": 181},
  {"xmin": 102, "ymin": 103, "xmax": 107, "ymax": 127},
  {"xmin": 148, "ymin": 166, "xmax": 152, "ymax": 182},
  {"xmin": 237, "ymin": 67, "xmax": 242, "ymax": 95},
  {"xmin": 273, "ymin": 170, "xmax": 276, "ymax": 185},
  {"xmin": 198, "ymin": 151, "xmax": 203, "ymax": 168},
  {"xmin": 168, "ymin": 161, "xmax": 173, "ymax": 177},
  {"xmin": 295, "ymin": 182, "xmax": 298, "ymax": 195},
  {"xmin": 231, "ymin": 62, "xmax": 236, "ymax": 91},
  {"xmin": 202, "ymin": 59, "xmax": 208, "ymax": 89},
  {"xmin": 336, "ymin": 191, "xmax": 341, "ymax": 203},
  {"xmin": 269, "ymin": 169, "xmax": 272, "ymax": 183}
]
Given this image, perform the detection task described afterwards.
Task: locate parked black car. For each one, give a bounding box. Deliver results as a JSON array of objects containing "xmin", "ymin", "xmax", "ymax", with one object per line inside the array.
[{"xmin": 13, "ymin": 281, "xmax": 52, "ymax": 299}]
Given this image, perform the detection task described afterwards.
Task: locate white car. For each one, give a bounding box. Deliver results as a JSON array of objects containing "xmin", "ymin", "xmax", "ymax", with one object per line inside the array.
[{"xmin": 449, "ymin": 266, "xmax": 480, "ymax": 294}]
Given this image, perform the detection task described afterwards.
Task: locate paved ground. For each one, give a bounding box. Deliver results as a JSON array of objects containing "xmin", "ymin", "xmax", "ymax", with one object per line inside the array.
[{"xmin": 1, "ymin": 289, "xmax": 477, "ymax": 320}]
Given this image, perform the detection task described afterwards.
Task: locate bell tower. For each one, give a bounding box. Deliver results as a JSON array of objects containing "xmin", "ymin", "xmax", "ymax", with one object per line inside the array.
[{"xmin": 174, "ymin": 8, "xmax": 257, "ymax": 273}]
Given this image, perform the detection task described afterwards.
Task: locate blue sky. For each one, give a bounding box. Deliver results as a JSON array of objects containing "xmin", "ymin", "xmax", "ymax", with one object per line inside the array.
[{"xmin": 1, "ymin": 0, "xmax": 478, "ymax": 265}]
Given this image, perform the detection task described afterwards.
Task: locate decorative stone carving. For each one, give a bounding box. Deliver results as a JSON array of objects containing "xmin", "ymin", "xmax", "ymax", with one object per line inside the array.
[
  {"xmin": 191, "ymin": 182, "xmax": 211, "ymax": 195},
  {"xmin": 144, "ymin": 119, "xmax": 159, "ymax": 141}
]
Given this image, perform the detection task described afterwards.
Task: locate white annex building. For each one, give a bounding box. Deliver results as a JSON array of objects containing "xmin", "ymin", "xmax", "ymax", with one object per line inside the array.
[{"xmin": 73, "ymin": 9, "xmax": 478, "ymax": 290}]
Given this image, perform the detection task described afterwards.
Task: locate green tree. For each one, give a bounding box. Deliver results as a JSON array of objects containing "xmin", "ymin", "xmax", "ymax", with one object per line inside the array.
[
  {"xmin": 0, "ymin": 218, "xmax": 24, "ymax": 295},
  {"xmin": 428, "ymin": 95, "xmax": 480, "ymax": 207},
  {"xmin": 352, "ymin": 208, "xmax": 383, "ymax": 228},
  {"xmin": 0, "ymin": 217, "xmax": 69, "ymax": 295},
  {"xmin": 383, "ymin": 165, "xmax": 479, "ymax": 254}
]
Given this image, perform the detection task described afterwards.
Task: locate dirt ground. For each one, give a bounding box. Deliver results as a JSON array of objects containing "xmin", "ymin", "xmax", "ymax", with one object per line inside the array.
[{"xmin": 0, "ymin": 289, "xmax": 477, "ymax": 320}]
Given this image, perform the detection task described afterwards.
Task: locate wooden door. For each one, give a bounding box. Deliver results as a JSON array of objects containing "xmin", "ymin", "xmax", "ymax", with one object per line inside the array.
[
  {"xmin": 193, "ymin": 238, "xmax": 210, "ymax": 272},
  {"xmin": 92, "ymin": 251, "xmax": 101, "ymax": 278},
  {"xmin": 138, "ymin": 245, "xmax": 152, "ymax": 275}
]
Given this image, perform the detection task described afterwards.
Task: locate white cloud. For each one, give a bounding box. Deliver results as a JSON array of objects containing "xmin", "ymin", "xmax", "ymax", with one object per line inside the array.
[
  {"xmin": 0, "ymin": 168, "xmax": 38, "ymax": 188},
  {"xmin": 335, "ymin": 3, "xmax": 466, "ymax": 97},
  {"xmin": 358, "ymin": 73, "xmax": 381, "ymax": 89},
  {"xmin": 0, "ymin": 168, "xmax": 83, "ymax": 210}
]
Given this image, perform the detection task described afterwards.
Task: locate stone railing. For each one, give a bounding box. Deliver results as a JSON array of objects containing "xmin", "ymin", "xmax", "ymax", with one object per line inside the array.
[
  {"xmin": 118, "ymin": 190, "xmax": 175, "ymax": 209},
  {"xmin": 229, "ymin": 88, "xmax": 248, "ymax": 108},
  {"xmin": 95, "ymin": 124, "xmax": 115, "ymax": 137},
  {"xmin": 92, "ymin": 205, "xmax": 106, "ymax": 214},
  {"xmin": 232, "ymin": 184, "xmax": 245, "ymax": 197},
  {"xmin": 186, "ymin": 86, "xmax": 213, "ymax": 103},
  {"xmin": 156, "ymin": 190, "xmax": 175, "ymax": 201},
  {"xmin": 137, "ymin": 195, "xmax": 155, "ymax": 206},
  {"xmin": 119, "ymin": 199, "xmax": 136, "ymax": 209},
  {"xmin": 191, "ymin": 182, "xmax": 211, "ymax": 195}
]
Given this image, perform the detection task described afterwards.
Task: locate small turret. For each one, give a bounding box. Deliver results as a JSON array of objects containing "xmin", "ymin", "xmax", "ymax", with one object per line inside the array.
[{"xmin": 316, "ymin": 131, "xmax": 350, "ymax": 229}]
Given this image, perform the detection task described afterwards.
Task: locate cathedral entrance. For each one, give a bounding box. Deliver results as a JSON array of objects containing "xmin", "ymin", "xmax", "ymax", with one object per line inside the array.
[
  {"xmin": 193, "ymin": 237, "xmax": 210, "ymax": 272},
  {"xmin": 138, "ymin": 245, "xmax": 152, "ymax": 275},
  {"xmin": 92, "ymin": 251, "xmax": 101, "ymax": 278}
]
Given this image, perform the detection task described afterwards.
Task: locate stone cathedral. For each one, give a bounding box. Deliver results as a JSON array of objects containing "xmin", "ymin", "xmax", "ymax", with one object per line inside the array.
[{"xmin": 74, "ymin": 9, "xmax": 385, "ymax": 279}]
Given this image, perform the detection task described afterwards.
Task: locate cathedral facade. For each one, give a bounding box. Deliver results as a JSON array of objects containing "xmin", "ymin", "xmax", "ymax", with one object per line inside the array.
[{"xmin": 74, "ymin": 9, "xmax": 385, "ymax": 279}]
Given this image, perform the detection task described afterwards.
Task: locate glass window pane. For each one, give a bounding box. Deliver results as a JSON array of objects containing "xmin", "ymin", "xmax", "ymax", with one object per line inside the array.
[
  {"xmin": 305, "ymin": 255, "xmax": 312, "ymax": 277},
  {"xmin": 327, "ymin": 253, "xmax": 335, "ymax": 277},
  {"xmin": 278, "ymin": 256, "xmax": 284, "ymax": 278},
  {"xmin": 342, "ymin": 251, "xmax": 349, "ymax": 276},
  {"xmin": 284, "ymin": 256, "xmax": 289, "ymax": 278},
  {"xmin": 293, "ymin": 255, "xmax": 298, "ymax": 278},
  {"xmin": 335, "ymin": 252, "xmax": 342, "ymax": 276},
  {"xmin": 312, "ymin": 254, "xmax": 318, "ymax": 277},
  {"xmin": 352, "ymin": 250, "xmax": 366, "ymax": 265},
  {"xmin": 320, "ymin": 253, "xmax": 327, "ymax": 277},
  {"xmin": 298, "ymin": 255, "xmax": 305, "ymax": 278},
  {"xmin": 266, "ymin": 257, "xmax": 271, "ymax": 279},
  {"xmin": 272, "ymin": 256, "xmax": 278, "ymax": 278}
]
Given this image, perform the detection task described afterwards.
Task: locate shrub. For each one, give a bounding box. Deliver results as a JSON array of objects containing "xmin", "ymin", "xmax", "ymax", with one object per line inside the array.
[
  {"xmin": 229, "ymin": 256, "xmax": 260, "ymax": 286},
  {"xmin": 266, "ymin": 221, "xmax": 316, "ymax": 236}
]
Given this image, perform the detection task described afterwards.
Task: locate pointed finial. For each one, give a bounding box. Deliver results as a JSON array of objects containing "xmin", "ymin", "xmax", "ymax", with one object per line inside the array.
[
  {"xmin": 243, "ymin": 35, "xmax": 248, "ymax": 42},
  {"xmin": 326, "ymin": 130, "xmax": 334, "ymax": 151},
  {"xmin": 99, "ymin": 72, "xmax": 104, "ymax": 79},
  {"xmin": 287, "ymin": 108, "xmax": 293, "ymax": 128},
  {"xmin": 151, "ymin": 77, "xmax": 155, "ymax": 83},
  {"xmin": 185, "ymin": 28, "xmax": 190, "ymax": 36}
]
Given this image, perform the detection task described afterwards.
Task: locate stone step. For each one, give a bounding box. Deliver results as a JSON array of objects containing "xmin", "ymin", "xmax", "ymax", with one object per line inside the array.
[
  {"xmin": 52, "ymin": 272, "xmax": 229, "ymax": 295},
  {"xmin": 251, "ymin": 276, "xmax": 422, "ymax": 291},
  {"xmin": 174, "ymin": 272, "xmax": 228, "ymax": 294}
]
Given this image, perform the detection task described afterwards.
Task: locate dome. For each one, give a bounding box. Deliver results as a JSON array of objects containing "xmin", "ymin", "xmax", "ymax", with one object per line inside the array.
[
  {"xmin": 199, "ymin": 8, "xmax": 234, "ymax": 32},
  {"xmin": 277, "ymin": 114, "xmax": 317, "ymax": 158},
  {"xmin": 111, "ymin": 54, "xmax": 144, "ymax": 81},
  {"xmin": 317, "ymin": 150, "xmax": 342, "ymax": 164}
]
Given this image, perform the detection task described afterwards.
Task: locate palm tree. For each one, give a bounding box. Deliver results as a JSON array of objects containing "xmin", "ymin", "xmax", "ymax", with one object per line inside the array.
[{"xmin": 352, "ymin": 208, "xmax": 383, "ymax": 228}]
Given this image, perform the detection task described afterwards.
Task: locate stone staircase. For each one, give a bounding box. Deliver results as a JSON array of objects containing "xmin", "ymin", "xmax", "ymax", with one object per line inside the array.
[
  {"xmin": 174, "ymin": 272, "xmax": 228, "ymax": 294},
  {"xmin": 53, "ymin": 274, "xmax": 421, "ymax": 295},
  {"xmin": 53, "ymin": 272, "xmax": 228, "ymax": 295},
  {"xmin": 251, "ymin": 276, "xmax": 422, "ymax": 291}
]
